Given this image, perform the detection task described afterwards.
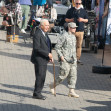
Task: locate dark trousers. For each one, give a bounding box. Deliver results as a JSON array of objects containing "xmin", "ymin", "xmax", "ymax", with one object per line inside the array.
[{"xmin": 34, "ymin": 64, "xmax": 47, "ymax": 95}]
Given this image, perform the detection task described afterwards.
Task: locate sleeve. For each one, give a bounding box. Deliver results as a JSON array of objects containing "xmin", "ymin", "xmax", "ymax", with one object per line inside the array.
[
  {"xmin": 55, "ymin": 34, "xmax": 66, "ymax": 57},
  {"xmin": 65, "ymin": 8, "xmax": 72, "ymax": 19},
  {"xmin": 84, "ymin": 10, "xmax": 88, "ymax": 19},
  {"xmin": 33, "ymin": 30, "xmax": 49, "ymax": 58}
]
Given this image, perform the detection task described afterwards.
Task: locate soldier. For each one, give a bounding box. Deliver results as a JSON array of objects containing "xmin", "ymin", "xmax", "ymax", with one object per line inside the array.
[{"xmin": 49, "ymin": 22, "xmax": 79, "ymax": 98}]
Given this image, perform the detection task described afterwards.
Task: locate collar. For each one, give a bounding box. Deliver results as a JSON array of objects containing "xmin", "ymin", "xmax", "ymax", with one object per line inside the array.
[
  {"xmin": 40, "ymin": 28, "xmax": 45, "ymax": 36},
  {"xmin": 68, "ymin": 31, "xmax": 72, "ymax": 35},
  {"xmin": 68, "ymin": 31, "xmax": 75, "ymax": 35},
  {"xmin": 75, "ymin": 7, "xmax": 81, "ymax": 10}
]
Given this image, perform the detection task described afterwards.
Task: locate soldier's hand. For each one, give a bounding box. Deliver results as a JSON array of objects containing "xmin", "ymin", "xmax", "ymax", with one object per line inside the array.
[{"xmin": 61, "ymin": 56, "xmax": 64, "ymax": 61}]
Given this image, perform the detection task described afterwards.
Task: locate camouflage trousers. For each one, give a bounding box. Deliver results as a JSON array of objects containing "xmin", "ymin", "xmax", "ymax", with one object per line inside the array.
[{"xmin": 55, "ymin": 59, "xmax": 77, "ymax": 89}]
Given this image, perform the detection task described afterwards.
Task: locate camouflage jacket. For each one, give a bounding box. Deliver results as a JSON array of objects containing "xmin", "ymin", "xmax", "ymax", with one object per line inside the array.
[{"xmin": 55, "ymin": 31, "xmax": 77, "ymax": 62}]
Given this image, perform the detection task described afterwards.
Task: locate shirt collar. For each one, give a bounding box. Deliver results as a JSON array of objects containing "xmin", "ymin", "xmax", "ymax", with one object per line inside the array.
[
  {"xmin": 75, "ymin": 7, "xmax": 81, "ymax": 10},
  {"xmin": 40, "ymin": 28, "xmax": 45, "ymax": 36},
  {"xmin": 68, "ymin": 31, "xmax": 75, "ymax": 35}
]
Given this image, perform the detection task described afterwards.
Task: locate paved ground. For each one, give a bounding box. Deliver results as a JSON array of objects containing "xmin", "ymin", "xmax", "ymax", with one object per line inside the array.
[{"xmin": 0, "ymin": 18, "xmax": 111, "ymax": 111}]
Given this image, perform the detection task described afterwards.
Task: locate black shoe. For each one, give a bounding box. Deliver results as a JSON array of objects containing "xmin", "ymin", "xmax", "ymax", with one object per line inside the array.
[
  {"xmin": 33, "ymin": 94, "xmax": 46, "ymax": 100},
  {"xmin": 77, "ymin": 60, "xmax": 83, "ymax": 65}
]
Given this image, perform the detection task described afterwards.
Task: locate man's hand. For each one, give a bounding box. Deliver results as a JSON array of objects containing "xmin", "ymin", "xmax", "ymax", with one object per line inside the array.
[
  {"xmin": 61, "ymin": 56, "xmax": 64, "ymax": 61},
  {"xmin": 65, "ymin": 18, "xmax": 74, "ymax": 23},
  {"xmin": 78, "ymin": 17, "xmax": 88, "ymax": 23},
  {"xmin": 77, "ymin": 17, "xmax": 84, "ymax": 22},
  {"xmin": 48, "ymin": 53, "xmax": 54, "ymax": 63},
  {"xmin": 48, "ymin": 53, "xmax": 53, "ymax": 60},
  {"xmin": 70, "ymin": 18, "xmax": 74, "ymax": 22},
  {"xmin": 49, "ymin": 58, "xmax": 54, "ymax": 63}
]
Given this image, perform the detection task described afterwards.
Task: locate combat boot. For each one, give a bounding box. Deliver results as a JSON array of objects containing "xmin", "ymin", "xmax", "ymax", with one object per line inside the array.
[{"xmin": 68, "ymin": 89, "xmax": 79, "ymax": 98}]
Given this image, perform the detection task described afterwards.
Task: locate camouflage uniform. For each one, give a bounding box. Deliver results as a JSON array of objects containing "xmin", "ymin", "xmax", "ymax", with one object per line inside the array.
[{"xmin": 55, "ymin": 31, "xmax": 77, "ymax": 89}]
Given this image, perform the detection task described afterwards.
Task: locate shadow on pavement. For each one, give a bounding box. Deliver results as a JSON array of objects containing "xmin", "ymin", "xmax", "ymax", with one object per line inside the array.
[
  {"xmin": 0, "ymin": 50, "xmax": 30, "ymax": 60},
  {"xmin": 14, "ymin": 41, "xmax": 33, "ymax": 48},
  {"xmin": 0, "ymin": 83, "xmax": 68, "ymax": 97},
  {"xmin": 82, "ymin": 99, "xmax": 111, "ymax": 111},
  {"xmin": 0, "ymin": 83, "xmax": 33, "ymax": 91},
  {"xmin": 0, "ymin": 88, "xmax": 32, "ymax": 98},
  {"xmin": 0, "ymin": 99, "xmax": 81, "ymax": 111}
]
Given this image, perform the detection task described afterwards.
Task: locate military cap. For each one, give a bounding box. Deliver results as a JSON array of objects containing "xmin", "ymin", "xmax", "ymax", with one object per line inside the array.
[{"xmin": 68, "ymin": 22, "xmax": 78, "ymax": 28}]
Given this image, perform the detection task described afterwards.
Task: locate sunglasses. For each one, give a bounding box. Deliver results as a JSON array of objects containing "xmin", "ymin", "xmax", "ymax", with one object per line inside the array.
[{"xmin": 76, "ymin": 3, "xmax": 81, "ymax": 5}]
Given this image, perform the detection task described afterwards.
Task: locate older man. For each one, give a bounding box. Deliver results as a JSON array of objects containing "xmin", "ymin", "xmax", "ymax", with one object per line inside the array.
[
  {"xmin": 49, "ymin": 22, "xmax": 79, "ymax": 98},
  {"xmin": 65, "ymin": 0, "xmax": 88, "ymax": 65},
  {"xmin": 31, "ymin": 19, "xmax": 53, "ymax": 100}
]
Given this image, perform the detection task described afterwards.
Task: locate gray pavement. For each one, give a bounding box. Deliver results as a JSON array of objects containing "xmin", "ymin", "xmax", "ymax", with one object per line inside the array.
[{"xmin": 0, "ymin": 20, "xmax": 111, "ymax": 111}]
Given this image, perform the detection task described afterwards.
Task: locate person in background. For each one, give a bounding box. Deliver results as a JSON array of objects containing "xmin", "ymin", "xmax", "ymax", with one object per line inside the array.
[
  {"xmin": 65, "ymin": 0, "xmax": 88, "ymax": 65},
  {"xmin": 44, "ymin": 1, "xmax": 57, "ymax": 21},
  {"xmin": 1, "ymin": 0, "xmax": 22, "ymax": 27},
  {"xmin": 32, "ymin": 0, "xmax": 46, "ymax": 13},
  {"xmin": 91, "ymin": 0, "xmax": 96, "ymax": 10},
  {"xmin": 49, "ymin": 22, "xmax": 79, "ymax": 98},
  {"xmin": 73, "ymin": 0, "xmax": 84, "ymax": 8},
  {"xmin": 36, "ymin": 5, "xmax": 45, "ymax": 17},
  {"xmin": 50, "ymin": 5, "xmax": 57, "ymax": 21},
  {"xmin": 19, "ymin": 0, "xmax": 32, "ymax": 33},
  {"xmin": 102, "ymin": 0, "xmax": 111, "ymax": 45},
  {"xmin": 48, "ymin": 3, "xmax": 57, "ymax": 32},
  {"xmin": 94, "ymin": 0, "xmax": 101, "ymax": 42},
  {"xmin": 31, "ymin": 19, "xmax": 53, "ymax": 100}
]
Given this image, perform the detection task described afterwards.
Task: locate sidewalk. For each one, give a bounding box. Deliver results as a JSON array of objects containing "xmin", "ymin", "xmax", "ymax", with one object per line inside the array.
[{"xmin": 0, "ymin": 26, "xmax": 111, "ymax": 111}]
